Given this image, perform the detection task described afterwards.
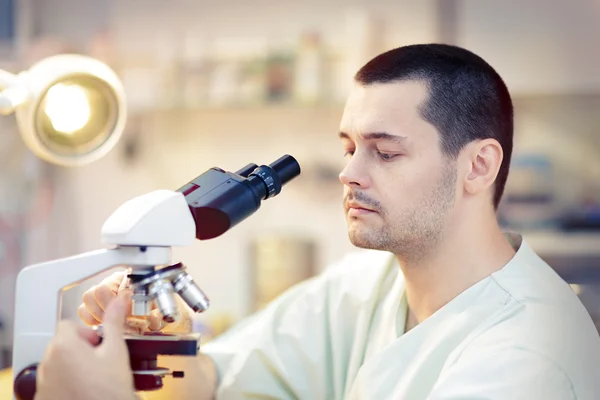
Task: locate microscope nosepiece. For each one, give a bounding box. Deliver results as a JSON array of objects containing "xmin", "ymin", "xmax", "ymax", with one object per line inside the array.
[
  {"xmin": 149, "ymin": 278, "xmax": 179, "ymax": 323},
  {"xmin": 173, "ymin": 272, "xmax": 210, "ymax": 313}
]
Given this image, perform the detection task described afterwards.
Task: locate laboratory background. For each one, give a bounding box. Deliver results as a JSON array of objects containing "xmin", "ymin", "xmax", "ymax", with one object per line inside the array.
[{"xmin": 1, "ymin": 0, "xmax": 600, "ymax": 387}]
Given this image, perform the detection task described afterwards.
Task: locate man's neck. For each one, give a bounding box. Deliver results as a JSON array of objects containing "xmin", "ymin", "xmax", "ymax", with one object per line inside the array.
[{"xmin": 397, "ymin": 208, "xmax": 517, "ymax": 330}]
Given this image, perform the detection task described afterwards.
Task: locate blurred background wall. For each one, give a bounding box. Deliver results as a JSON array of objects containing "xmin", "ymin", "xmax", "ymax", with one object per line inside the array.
[{"xmin": 1, "ymin": 0, "xmax": 600, "ymax": 369}]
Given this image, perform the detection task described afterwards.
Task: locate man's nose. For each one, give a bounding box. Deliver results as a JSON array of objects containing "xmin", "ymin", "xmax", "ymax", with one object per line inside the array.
[{"xmin": 339, "ymin": 156, "xmax": 371, "ymax": 188}]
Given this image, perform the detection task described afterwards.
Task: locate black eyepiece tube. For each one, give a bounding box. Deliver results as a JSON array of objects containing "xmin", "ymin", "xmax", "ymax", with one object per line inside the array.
[
  {"xmin": 270, "ymin": 155, "xmax": 301, "ymax": 186},
  {"xmin": 178, "ymin": 154, "xmax": 301, "ymax": 241}
]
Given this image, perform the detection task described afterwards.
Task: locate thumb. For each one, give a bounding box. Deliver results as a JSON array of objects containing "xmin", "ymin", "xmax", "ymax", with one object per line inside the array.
[{"xmin": 101, "ymin": 291, "xmax": 130, "ymax": 349}]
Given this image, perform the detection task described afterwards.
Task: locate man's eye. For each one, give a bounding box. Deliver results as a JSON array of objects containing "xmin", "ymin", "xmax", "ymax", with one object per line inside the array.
[
  {"xmin": 378, "ymin": 152, "xmax": 398, "ymax": 161},
  {"xmin": 344, "ymin": 150, "xmax": 355, "ymax": 157}
]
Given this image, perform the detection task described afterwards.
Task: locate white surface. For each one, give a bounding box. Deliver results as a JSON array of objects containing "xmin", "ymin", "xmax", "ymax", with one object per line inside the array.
[{"xmin": 101, "ymin": 189, "xmax": 196, "ymax": 247}]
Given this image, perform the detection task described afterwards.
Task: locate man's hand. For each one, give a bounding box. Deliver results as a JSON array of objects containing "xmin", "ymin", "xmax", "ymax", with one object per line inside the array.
[
  {"xmin": 36, "ymin": 293, "xmax": 138, "ymax": 400},
  {"xmin": 78, "ymin": 271, "xmax": 190, "ymax": 333},
  {"xmin": 77, "ymin": 271, "xmax": 217, "ymax": 400}
]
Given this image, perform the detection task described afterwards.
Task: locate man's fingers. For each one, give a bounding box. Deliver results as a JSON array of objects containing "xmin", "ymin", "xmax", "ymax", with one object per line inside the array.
[
  {"xmin": 94, "ymin": 284, "xmax": 117, "ymax": 311},
  {"xmin": 100, "ymin": 271, "xmax": 128, "ymax": 293},
  {"xmin": 53, "ymin": 321, "xmax": 92, "ymax": 350},
  {"xmin": 125, "ymin": 317, "xmax": 150, "ymax": 334},
  {"xmin": 76, "ymin": 325, "xmax": 102, "ymax": 346},
  {"xmin": 148, "ymin": 309, "xmax": 166, "ymax": 331},
  {"xmin": 101, "ymin": 292, "xmax": 130, "ymax": 349},
  {"xmin": 78, "ymin": 304, "xmax": 101, "ymax": 326},
  {"xmin": 82, "ymin": 289, "xmax": 105, "ymax": 321}
]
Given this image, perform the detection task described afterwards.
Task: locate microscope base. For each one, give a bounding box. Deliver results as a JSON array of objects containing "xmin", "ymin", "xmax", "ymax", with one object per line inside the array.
[
  {"xmin": 126, "ymin": 332, "xmax": 200, "ymax": 391},
  {"xmin": 13, "ymin": 332, "xmax": 200, "ymax": 399}
]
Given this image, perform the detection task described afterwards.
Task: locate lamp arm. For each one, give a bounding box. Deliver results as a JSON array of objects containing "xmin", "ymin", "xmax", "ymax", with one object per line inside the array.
[
  {"xmin": 0, "ymin": 69, "xmax": 18, "ymax": 88},
  {"xmin": 0, "ymin": 92, "xmax": 15, "ymax": 114},
  {"xmin": 0, "ymin": 70, "xmax": 29, "ymax": 115}
]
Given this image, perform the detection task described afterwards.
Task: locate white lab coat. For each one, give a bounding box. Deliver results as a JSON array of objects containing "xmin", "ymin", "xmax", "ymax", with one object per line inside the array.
[{"xmin": 202, "ymin": 233, "xmax": 600, "ymax": 399}]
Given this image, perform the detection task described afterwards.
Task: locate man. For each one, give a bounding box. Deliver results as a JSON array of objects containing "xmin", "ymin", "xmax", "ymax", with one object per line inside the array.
[{"xmin": 37, "ymin": 44, "xmax": 600, "ymax": 399}]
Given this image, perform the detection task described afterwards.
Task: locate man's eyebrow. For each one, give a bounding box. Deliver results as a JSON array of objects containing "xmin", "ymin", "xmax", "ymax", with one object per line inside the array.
[{"xmin": 339, "ymin": 131, "xmax": 407, "ymax": 143}]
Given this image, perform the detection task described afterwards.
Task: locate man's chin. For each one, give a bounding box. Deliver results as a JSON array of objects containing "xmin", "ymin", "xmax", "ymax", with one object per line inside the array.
[{"xmin": 348, "ymin": 231, "xmax": 382, "ymax": 250}]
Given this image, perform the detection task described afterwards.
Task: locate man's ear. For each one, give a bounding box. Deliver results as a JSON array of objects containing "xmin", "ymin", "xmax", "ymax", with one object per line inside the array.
[{"xmin": 463, "ymin": 139, "xmax": 503, "ymax": 196}]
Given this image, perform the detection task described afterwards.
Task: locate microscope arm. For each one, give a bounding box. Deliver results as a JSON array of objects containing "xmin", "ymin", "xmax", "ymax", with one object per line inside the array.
[{"xmin": 12, "ymin": 246, "xmax": 171, "ymax": 380}]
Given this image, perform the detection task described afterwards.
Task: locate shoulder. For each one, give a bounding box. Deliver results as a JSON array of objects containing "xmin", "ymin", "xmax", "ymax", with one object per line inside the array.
[
  {"xmin": 458, "ymin": 300, "xmax": 600, "ymax": 396},
  {"xmin": 487, "ymin": 235, "xmax": 599, "ymax": 355},
  {"xmin": 456, "ymin": 235, "xmax": 600, "ymax": 398},
  {"xmin": 433, "ymin": 345, "xmax": 579, "ymax": 400}
]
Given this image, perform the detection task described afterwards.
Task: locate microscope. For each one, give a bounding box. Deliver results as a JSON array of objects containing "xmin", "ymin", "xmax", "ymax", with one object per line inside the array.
[{"xmin": 11, "ymin": 154, "xmax": 301, "ymax": 400}]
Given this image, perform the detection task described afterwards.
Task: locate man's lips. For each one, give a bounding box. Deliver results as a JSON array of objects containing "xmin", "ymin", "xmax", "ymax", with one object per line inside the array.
[{"xmin": 346, "ymin": 202, "xmax": 377, "ymax": 216}]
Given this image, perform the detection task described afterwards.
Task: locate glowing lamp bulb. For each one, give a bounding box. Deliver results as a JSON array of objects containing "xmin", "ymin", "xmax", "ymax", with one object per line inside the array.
[{"xmin": 44, "ymin": 83, "xmax": 91, "ymax": 134}]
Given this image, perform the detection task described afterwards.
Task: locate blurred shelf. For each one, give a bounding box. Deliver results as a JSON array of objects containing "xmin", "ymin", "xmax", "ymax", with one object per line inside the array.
[
  {"xmin": 129, "ymin": 102, "xmax": 346, "ymax": 116},
  {"xmin": 522, "ymin": 230, "xmax": 600, "ymax": 256},
  {"xmin": 520, "ymin": 230, "xmax": 600, "ymax": 283}
]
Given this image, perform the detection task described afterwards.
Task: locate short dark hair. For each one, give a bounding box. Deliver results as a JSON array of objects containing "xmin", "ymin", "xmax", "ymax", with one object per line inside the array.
[{"xmin": 355, "ymin": 43, "xmax": 513, "ymax": 209}]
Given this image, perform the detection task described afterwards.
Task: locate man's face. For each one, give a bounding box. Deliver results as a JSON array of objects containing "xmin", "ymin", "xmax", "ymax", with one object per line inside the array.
[{"xmin": 338, "ymin": 80, "xmax": 457, "ymax": 259}]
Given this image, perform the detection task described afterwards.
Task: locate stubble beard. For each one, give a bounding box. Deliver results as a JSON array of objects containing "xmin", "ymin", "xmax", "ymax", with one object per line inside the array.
[{"xmin": 347, "ymin": 163, "xmax": 457, "ymax": 263}]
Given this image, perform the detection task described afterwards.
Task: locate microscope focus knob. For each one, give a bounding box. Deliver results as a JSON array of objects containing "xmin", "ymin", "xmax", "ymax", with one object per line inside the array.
[{"xmin": 13, "ymin": 364, "xmax": 38, "ymax": 400}]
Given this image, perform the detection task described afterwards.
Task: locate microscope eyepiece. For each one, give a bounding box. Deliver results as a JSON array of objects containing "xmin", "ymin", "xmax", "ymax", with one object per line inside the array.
[
  {"xmin": 270, "ymin": 154, "xmax": 302, "ymax": 187},
  {"xmin": 178, "ymin": 154, "xmax": 301, "ymax": 240},
  {"xmin": 246, "ymin": 155, "xmax": 301, "ymax": 199}
]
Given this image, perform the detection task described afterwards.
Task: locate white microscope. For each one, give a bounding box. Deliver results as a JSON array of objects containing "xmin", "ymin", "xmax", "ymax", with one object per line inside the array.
[{"xmin": 11, "ymin": 154, "xmax": 301, "ymax": 400}]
